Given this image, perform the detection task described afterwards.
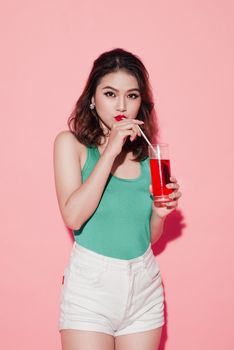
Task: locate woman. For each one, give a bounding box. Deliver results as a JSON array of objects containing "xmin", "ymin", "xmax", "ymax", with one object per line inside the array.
[{"xmin": 53, "ymin": 48, "xmax": 182, "ymax": 350}]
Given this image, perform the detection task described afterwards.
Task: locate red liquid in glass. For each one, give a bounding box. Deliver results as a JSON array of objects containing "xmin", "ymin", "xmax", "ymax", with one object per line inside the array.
[{"xmin": 150, "ymin": 159, "xmax": 173, "ymax": 197}]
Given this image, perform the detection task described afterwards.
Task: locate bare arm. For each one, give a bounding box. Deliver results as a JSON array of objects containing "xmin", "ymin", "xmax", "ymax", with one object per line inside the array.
[
  {"xmin": 150, "ymin": 209, "xmax": 166, "ymax": 245},
  {"xmin": 53, "ymin": 119, "xmax": 144, "ymax": 230},
  {"xmin": 53, "ymin": 131, "xmax": 115, "ymax": 230}
]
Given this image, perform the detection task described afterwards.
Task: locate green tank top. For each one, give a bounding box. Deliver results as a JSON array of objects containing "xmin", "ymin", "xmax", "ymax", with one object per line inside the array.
[{"xmin": 73, "ymin": 146, "xmax": 153, "ymax": 260}]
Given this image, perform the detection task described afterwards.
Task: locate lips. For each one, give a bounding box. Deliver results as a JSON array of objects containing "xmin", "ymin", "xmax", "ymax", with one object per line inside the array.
[{"xmin": 114, "ymin": 115, "xmax": 127, "ymax": 122}]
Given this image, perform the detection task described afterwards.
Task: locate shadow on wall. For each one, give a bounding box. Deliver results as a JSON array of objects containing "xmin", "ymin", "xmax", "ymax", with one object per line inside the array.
[
  {"xmin": 152, "ymin": 209, "xmax": 186, "ymax": 256},
  {"xmin": 152, "ymin": 209, "xmax": 186, "ymax": 350}
]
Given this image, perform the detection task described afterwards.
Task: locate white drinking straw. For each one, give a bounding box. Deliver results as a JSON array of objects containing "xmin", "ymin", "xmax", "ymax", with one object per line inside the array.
[
  {"xmin": 137, "ymin": 125, "xmax": 158, "ymax": 156},
  {"xmin": 115, "ymin": 115, "xmax": 158, "ymax": 157}
]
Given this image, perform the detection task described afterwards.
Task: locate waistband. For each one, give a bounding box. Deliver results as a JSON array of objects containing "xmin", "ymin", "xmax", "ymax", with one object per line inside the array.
[{"xmin": 70, "ymin": 242, "xmax": 154, "ymax": 271}]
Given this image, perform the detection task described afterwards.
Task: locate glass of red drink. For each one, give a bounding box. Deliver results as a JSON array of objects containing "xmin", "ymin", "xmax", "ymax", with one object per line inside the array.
[{"xmin": 149, "ymin": 143, "xmax": 174, "ymax": 207}]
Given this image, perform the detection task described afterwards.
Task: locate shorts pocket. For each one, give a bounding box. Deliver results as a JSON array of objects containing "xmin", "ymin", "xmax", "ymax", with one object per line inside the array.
[
  {"xmin": 68, "ymin": 261, "xmax": 106, "ymax": 288},
  {"xmin": 59, "ymin": 268, "xmax": 69, "ymax": 304},
  {"xmin": 144, "ymin": 258, "xmax": 161, "ymax": 284}
]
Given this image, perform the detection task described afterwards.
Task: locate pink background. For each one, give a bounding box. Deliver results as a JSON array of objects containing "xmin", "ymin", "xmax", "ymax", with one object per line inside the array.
[{"xmin": 1, "ymin": 1, "xmax": 233, "ymax": 349}]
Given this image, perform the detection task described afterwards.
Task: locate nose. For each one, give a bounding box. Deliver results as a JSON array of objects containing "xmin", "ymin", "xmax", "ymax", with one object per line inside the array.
[{"xmin": 116, "ymin": 96, "xmax": 127, "ymax": 112}]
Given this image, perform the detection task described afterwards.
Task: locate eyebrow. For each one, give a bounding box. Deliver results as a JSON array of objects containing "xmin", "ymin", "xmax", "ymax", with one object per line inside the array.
[{"xmin": 102, "ymin": 86, "xmax": 140, "ymax": 92}]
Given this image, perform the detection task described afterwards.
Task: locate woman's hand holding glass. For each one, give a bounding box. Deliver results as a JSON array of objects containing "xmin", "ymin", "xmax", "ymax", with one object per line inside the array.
[{"xmin": 149, "ymin": 176, "xmax": 182, "ymax": 218}]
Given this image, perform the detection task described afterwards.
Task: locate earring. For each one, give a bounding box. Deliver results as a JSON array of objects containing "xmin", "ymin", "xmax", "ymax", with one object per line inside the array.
[{"xmin": 89, "ymin": 102, "xmax": 95, "ymax": 110}]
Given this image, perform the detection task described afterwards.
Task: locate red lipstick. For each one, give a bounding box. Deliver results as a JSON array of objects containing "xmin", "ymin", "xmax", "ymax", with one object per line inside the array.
[{"xmin": 114, "ymin": 115, "xmax": 126, "ymax": 122}]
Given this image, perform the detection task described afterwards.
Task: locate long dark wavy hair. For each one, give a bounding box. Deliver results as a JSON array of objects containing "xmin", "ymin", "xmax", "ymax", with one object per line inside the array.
[{"xmin": 68, "ymin": 48, "xmax": 158, "ymax": 161}]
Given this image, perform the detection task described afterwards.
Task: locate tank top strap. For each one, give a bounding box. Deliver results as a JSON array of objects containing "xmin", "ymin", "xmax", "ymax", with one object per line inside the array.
[
  {"xmin": 89, "ymin": 146, "xmax": 100, "ymax": 161},
  {"xmin": 141, "ymin": 156, "xmax": 151, "ymax": 177},
  {"xmin": 82, "ymin": 146, "xmax": 150, "ymax": 182},
  {"xmin": 81, "ymin": 146, "xmax": 100, "ymax": 181}
]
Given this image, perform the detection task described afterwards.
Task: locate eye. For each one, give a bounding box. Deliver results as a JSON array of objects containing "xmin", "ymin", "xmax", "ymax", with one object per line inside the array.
[
  {"xmin": 104, "ymin": 91, "xmax": 116, "ymax": 97},
  {"xmin": 128, "ymin": 93, "xmax": 140, "ymax": 99}
]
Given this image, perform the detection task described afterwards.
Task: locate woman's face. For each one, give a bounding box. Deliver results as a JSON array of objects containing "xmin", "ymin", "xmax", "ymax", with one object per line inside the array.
[{"xmin": 92, "ymin": 69, "xmax": 142, "ymax": 132}]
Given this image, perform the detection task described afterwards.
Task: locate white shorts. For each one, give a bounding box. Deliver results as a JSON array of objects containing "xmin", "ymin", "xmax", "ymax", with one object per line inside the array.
[{"xmin": 59, "ymin": 242, "xmax": 164, "ymax": 337}]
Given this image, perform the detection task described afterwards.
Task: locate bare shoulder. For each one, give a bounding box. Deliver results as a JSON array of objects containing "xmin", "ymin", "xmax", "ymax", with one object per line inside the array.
[
  {"xmin": 54, "ymin": 130, "xmax": 82, "ymax": 151},
  {"xmin": 53, "ymin": 130, "xmax": 86, "ymax": 163},
  {"xmin": 53, "ymin": 131, "xmax": 87, "ymax": 223}
]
